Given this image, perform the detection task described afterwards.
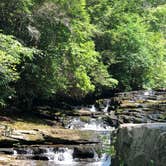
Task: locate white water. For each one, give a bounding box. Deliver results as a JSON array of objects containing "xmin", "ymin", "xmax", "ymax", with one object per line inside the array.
[
  {"xmin": 89, "ymin": 101, "xmax": 110, "ymax": 113},
  {"xmin": 13, "ymin": 148, "xmax": 33, "ymax": 156},
  {"xmin": 45, "ymin": 148, "xmax": 74, "ymax": 164},
  {"xmin": 144, "ymin": 90, "xmax": 154, "ymax": 96},
  {"xmin": 94, "ymin": 154, "xmax": 111, "ymax": 166},
  {"xmin": 13, "ymin": 150, "xmax": 18, "ymax": 155},
  {"xmin": 81, "ymin": 119, "xmax": 112, "ymax": 131},
  {"xmin": 13, "ymin": 147, "xmax": 111, "ymax": 165},
  {"xmin": 66, "ymin": 118, "xmax": 112, "ymax": 131},
  {"xmin": 65, "ymin": 116, "xmax": 113, "ymax": 166},
  {"xmin": 12, "ymin": 103, "xmax": 113, "ymax": 166},
  {"xmin": 90, "ymin": 105, "xmax": 97, "ymax": 112},
  {"xmin": 103, "ymin": 100, "xmax": 110, "ymax": 113}
]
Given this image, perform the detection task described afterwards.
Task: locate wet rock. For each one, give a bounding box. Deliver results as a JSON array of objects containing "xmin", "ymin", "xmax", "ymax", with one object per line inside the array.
[
  {"xmin": 114, "ymin": 123, "xmax": 166, "ymax": 166},
  {"xmin": 29, "ymin": 155, "xmax": 49, "ymax": 160},
  {"xmin": 32, "ymin": 147, "xmax": 48, "ymax": 154},
  {"xmin": 14, "ymin": 148, "xmax": 29, "ymax": 154},
  {"xmin": 0, "ymin": 126, "xmax": 101, "ymax": 148},
  {"xmin": 73, "ymin": 146, "xmax": 95, "ymax": 158},
  {"xmin": 77, "ymin": 109, "xmax": 92, "ymax": 116},
  {"xmin": 15, "ymin": 153, "xmax": 49, "ymax": 160},
  {"xmin": 103, "ymin": 115, "xmax": 120, "ymax": 128},
  {"xmin": 111, "ymin": 90, "xmax": 166, "ymax": 124},
  {"xmin": 95, "ymin": 99, "xmax": 110, "ymax": 111},
  {"xmin": 76, "ymin": 109, "xmax": 102, "ymax": 116},
  {"xmin": 0, "ymin": 148, "xmax": 14, "ymax": 155},
  {"xmin": 0, "ymin": 137, "xmax": 19, "ymax": 148}
]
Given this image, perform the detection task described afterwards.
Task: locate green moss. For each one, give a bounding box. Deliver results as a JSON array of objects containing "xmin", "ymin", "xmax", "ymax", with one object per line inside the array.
[
  {"xmin": 160, "ymin": 113, "xmax": 166, "ymax": 120},
  {"xmin": 80, "ymin": 116, "xmax": 90, "ymax": 123},
  {"xmin": 116, "ymin": 109, "xmax": 123, "ymax": 113}
]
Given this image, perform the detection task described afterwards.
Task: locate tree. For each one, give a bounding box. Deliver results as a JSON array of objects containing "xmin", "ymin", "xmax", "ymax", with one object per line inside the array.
[
  {"xmin": 0, "ymin": 33, "xmax": 35, "ymax": 108},
  {"xmin": 29, "ymin": 0, "xmax": 117, "ymax": 98},
  {"xmin": 87, "ymin": 0, "xmax": 166, "ymax": 90}
]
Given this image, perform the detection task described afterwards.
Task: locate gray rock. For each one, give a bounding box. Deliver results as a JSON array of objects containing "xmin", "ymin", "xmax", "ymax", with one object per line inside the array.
[
  {"xmin": 114, "ymin": 123, "xmax": 166, "ymax": 166},
  {"xmin": 29, "ymin": 155, "xmax": 49, "ymax": 160},
  {"xmin": 111, "ymin": 90, "xmax": 166, "ymax": 124},
  {"xmin": 0, "ymin": 148, "xmax": 14, "ymax": 155}
]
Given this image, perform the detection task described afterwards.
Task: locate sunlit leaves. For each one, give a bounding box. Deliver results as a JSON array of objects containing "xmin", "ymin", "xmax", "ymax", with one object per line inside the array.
[
  {"xmin": 88, "ymin": 0, "xmax": 166, "ymax": 90},
  {"xmin": 0, "ymin": 33, "xmax": 36, "ymax": 106}
]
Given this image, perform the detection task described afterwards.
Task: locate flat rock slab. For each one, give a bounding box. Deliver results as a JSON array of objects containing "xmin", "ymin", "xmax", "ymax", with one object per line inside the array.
[
  {"xmin": 0, "ymin": 128, "xmax": 100, "ymax": 147},
  {"xmin": 120, "ymin": 123, "xmax": 166, "ymax": 130}
]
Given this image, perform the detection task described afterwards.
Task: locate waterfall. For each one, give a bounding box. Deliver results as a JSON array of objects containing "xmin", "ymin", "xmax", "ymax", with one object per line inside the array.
[
  {"xmin": 103, "ymin": 100, "xmax": 110, "ymax": 113},
  {"xmin": 10, "ymin": 101, "xmax": 114, "ymax": 166},
  {"xmin": 45, "ymin": 148, "xmax": 74, "ymax": 164},
  {"xmin": 144, "ymin": 90, "xmax": 154, "ymax": 96},
  {"xmin": 66, "ymin": 117, "xmax": 113, "ymax": 131},
  {"xmin": 100, "ymin": 154, "xmax": 111, "ymax": 166},
  {"xmin": 13, "ymin": 150, "xmax": 17, "ymax": 155},
  {"xmin": 90, "ymin": 105, "xmax": 96, "ymax": 112},
  {"xmin": 82, "ymin": 119, "xmax": 112, "ymax": 131},
  {"xmin": 85, "ymin": 154, "xmax": 111, "ymax": 166}
]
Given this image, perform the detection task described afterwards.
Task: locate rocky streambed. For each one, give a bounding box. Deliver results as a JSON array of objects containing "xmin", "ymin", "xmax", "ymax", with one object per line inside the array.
[
  {"xmin": 0, "ymin": 103, "xmax": 113, "ymax": 165},
  {"xmin": 0, "ymin": 90, "xmax": 165, "ymax": 165}
]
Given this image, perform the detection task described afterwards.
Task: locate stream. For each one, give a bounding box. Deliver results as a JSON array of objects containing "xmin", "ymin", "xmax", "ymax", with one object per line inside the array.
[
  {"xmin": 1, "ymin": 90, "xmax": 165, "ymax": 165},
  {"xmin": 5, "ymin": 103, "xmax": 113, "ymax": 166}
]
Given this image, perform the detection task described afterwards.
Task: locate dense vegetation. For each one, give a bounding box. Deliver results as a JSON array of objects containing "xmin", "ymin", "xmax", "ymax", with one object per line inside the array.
[{"xmin": 0, "ymin": 0, "xmax": 165, "ymax": 109}]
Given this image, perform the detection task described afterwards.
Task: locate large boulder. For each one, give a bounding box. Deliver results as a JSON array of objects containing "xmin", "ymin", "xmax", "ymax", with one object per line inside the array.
[{"xmin": 114, "ymin": 123, "xmax": 166, "ymax": 166}]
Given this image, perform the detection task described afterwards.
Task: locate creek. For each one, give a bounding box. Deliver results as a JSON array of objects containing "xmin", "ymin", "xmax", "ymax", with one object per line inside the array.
[
  {"xmin": 1, "ymin": 90, "xmax": 165, "ymax": 166},
  {"xmin": 3, "ymin": 103, "xmax": 113, "ymax": 166}
]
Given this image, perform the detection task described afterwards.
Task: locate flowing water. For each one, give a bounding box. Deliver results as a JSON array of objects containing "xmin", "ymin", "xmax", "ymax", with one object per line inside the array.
[
  {"xmin": 5, "ymin": 104, "xmax": 113, "ymax": 166},
  {"xmin": 2, "ymin": 90, "xmax": 165, "ymax": 165}
]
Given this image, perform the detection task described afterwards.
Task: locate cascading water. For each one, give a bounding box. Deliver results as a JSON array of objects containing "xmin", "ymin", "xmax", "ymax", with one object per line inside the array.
[
  {"xmin": 3, "ymin": 90, "xmax": 165, "ymax": 166},
  {"xmin": 45, "ymin": 148, "xmax": 74, "ymax": 164},
  {"xmin": 65, "ymin": 104, "xmax": 113, "ymax": 166},
  {"xmin": 90, "ymin": 105, "xmax": 97, "ymax": 112},
  {"xmin": 66, "ymin": 117, "xmax": 112, "ymax": 131},
  {"xmin": 103, "ymin": 100, "xmax": 110, "ymax": 113},
  {"xmin": 10, "ymin": 104, "xmax": 113, "ymax": 166},
  {"xmin": 12, "ymin": 146, "xmax": 111, "ymax": 166},
  {"xmin": 96, "ymin": 154, "xmax": 111, "ymax": 166}
]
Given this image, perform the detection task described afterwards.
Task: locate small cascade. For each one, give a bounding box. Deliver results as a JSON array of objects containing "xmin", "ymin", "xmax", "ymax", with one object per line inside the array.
[
  {"xmin": 82, "ymin": 119, "xmax": 112, "ymax": 131},
  {"xmin": 45, "ymin": 148, "xmax": 74, "ymax": 164},
  {"xmin": 85, "ymin": 154, "xmax": 111, "ymax": 166},
  {"xmin": 10, "ymin": 101, "xmax": 114, "ymax": 166},
  {"xmin": 65, "ymin": 115, "xmax": 113, "ymax": 165},
  {"xmin": 12, "ymin": 146, "xmax": 112, "ymax": 165},
  {"xmin": 103, "ymin": 100, "xmax": 110, "ymax": 113},
  {"xmin": 13, "ymin": 147, "xmax": 74, "ymax": 164},
  {"xmin": 100, "ymin": 154, "xmax": 111, "ymax": 166},
  {"xmin": 90, "ymin": 105, "xmax": 97, "ymax": 112},
  {"xmin": 66, "ymin": 118, "xmax": 85, "ymax": 129},
  {"xmin": 13, "ymin": 148, "xmax": 33, "ymax": 157},
  {"xmin": 144, "ymin": 91, "xmax": 151, "ymax": 96},
  {"xmin": 13, "ymin": 150, "xmax": 18, "ymax": 156},
  {"xmin": 3, "ymin": 90, "xmax": 166, "ymax": 166},
  {"xmin": 66, "ymin": 117, "xmax": 112, "ymax": 131}
]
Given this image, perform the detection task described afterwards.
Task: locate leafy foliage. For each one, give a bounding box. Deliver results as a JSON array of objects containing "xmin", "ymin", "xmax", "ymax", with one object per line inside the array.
[
  {"xmin": 0, "ymin": 33, "xmax": 35, "ymax": 108},
  {"xmin": 0, "ymin": 0, "xmax": 165, "ymax": 109},
  {"xmin": 87, "ymin": 0, "xmax": 166, "ymax": 90}
]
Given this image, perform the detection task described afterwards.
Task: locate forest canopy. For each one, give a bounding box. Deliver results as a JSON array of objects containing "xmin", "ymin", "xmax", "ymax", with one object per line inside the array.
[{"xmin": 0, "ymin": 0, "xmax": 165, "ymax": 109}]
